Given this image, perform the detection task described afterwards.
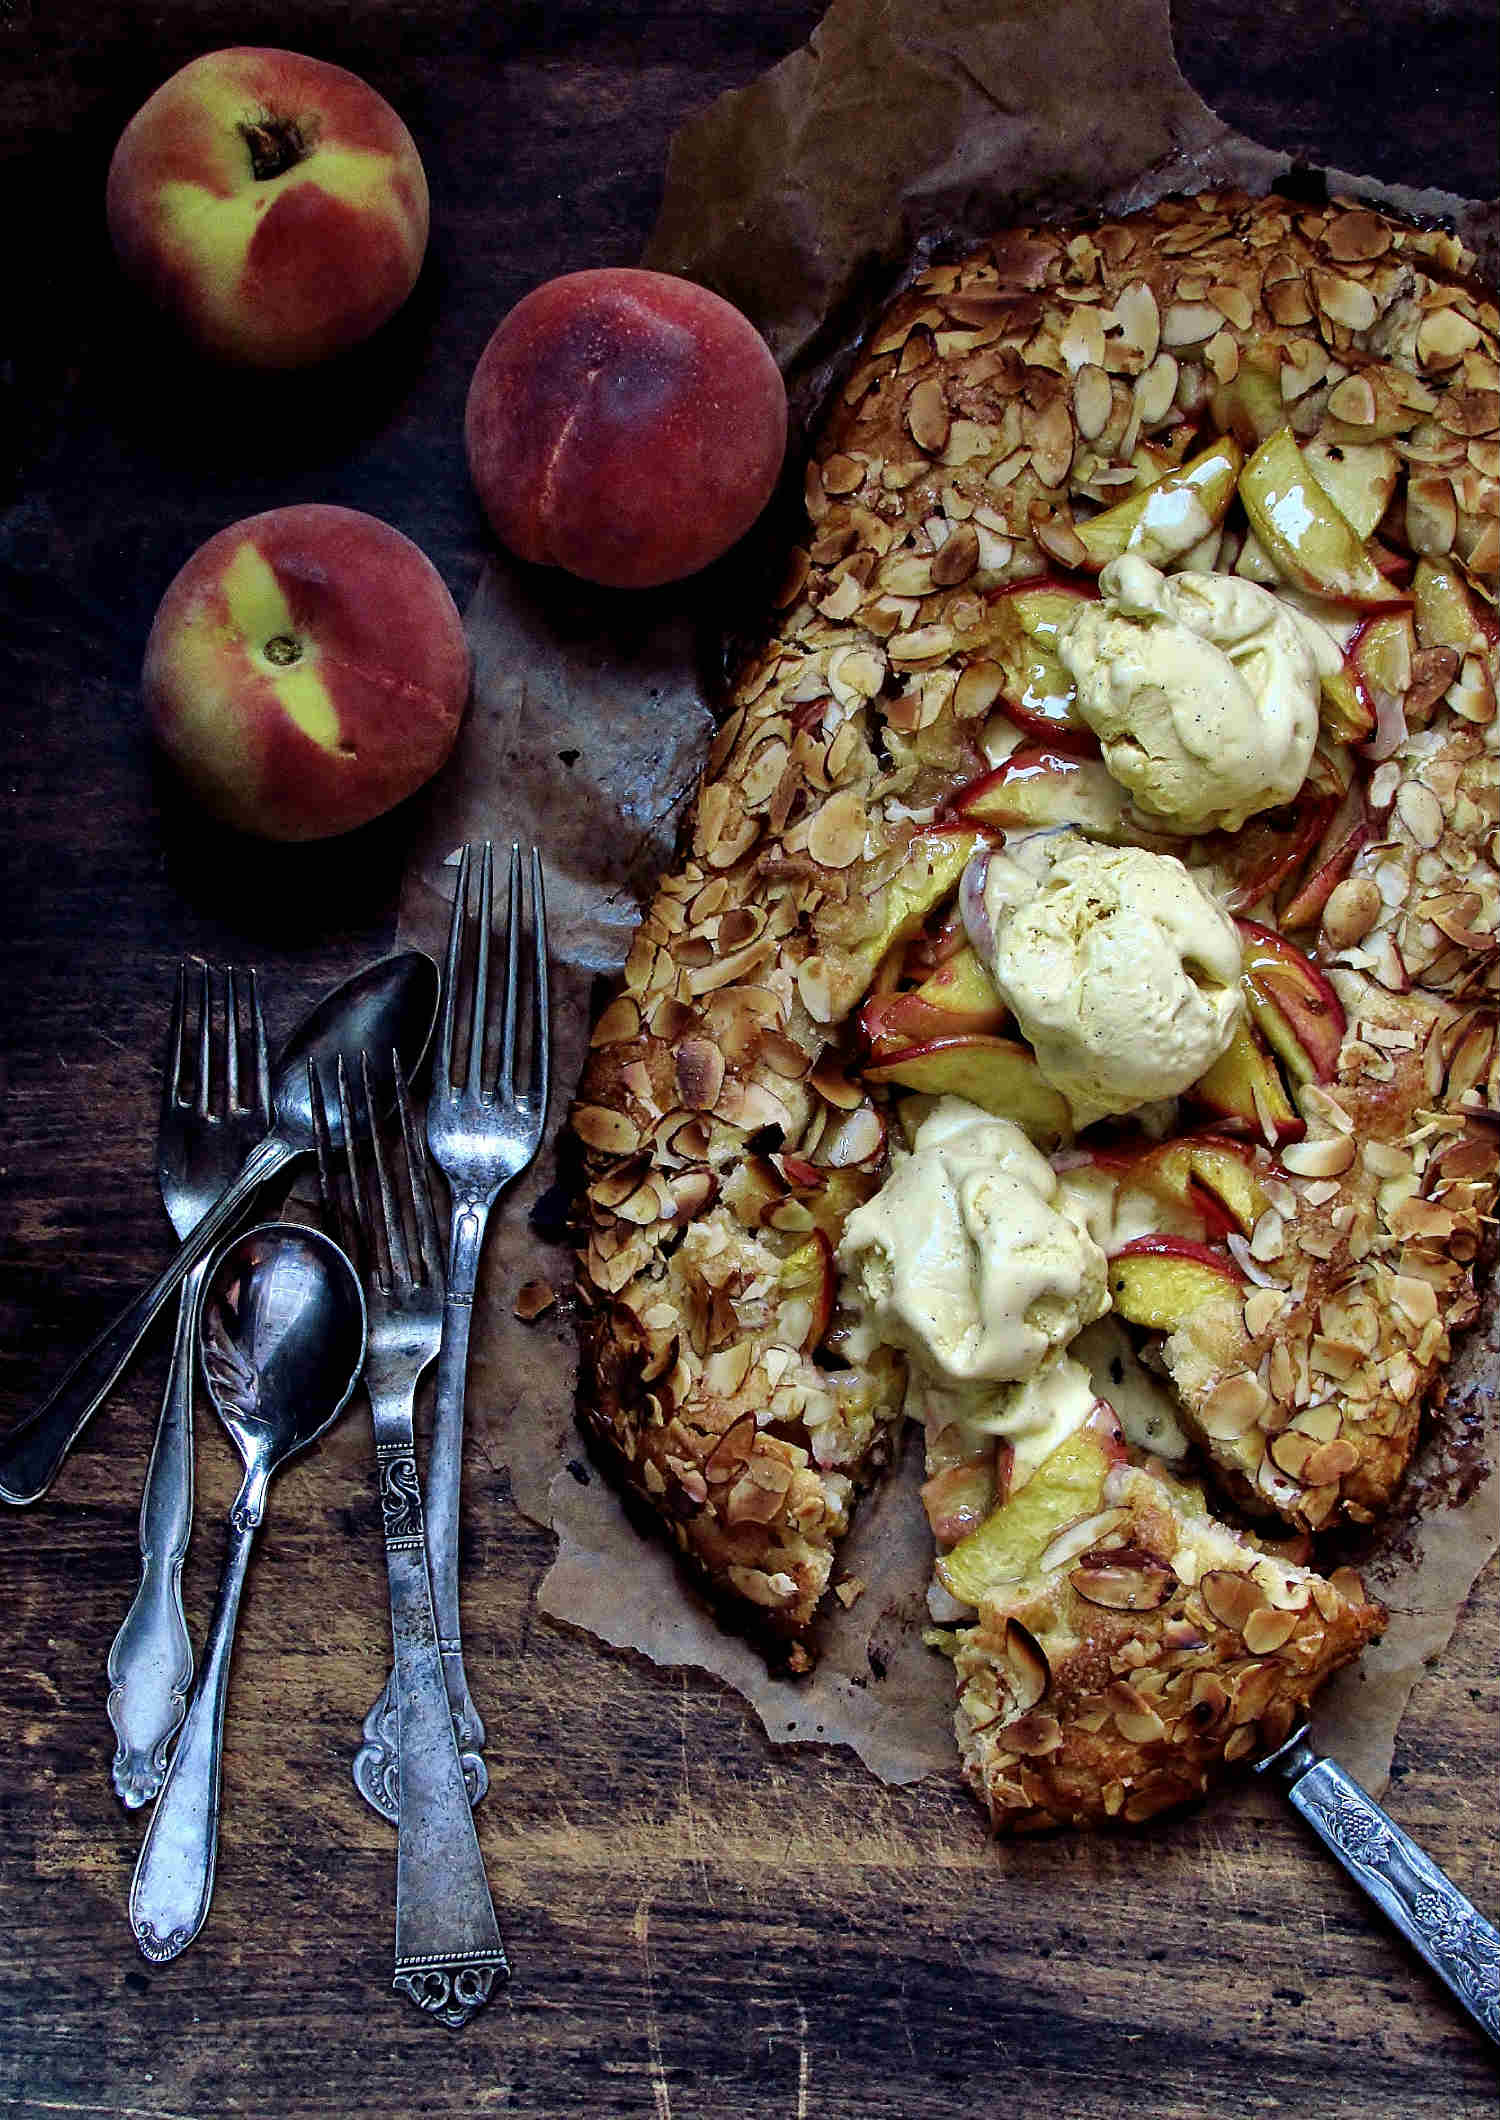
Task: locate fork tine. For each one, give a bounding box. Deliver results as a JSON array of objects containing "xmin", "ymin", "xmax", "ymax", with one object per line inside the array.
[
  {"xmin": 161, "ymin": 960, "xmax": 190, "ymax": 1131},
  {"xmin": 531, "ymin": 848, "xmax": 550, "ymax": 1122},
  {"xmin": 248, "ymin": 970, "xmax": 272, "ymax": 1130},
  {"xmin": 393, "ymin": 1048, "xmax": 442, "ymax": 1287},
  {"xmin": 436, "ymin": 844, "xmax": 472, "ymax": 1095},
  {"xmin": 309, "ymin": 1058, "xmax": 356, "ymax": 1267},
  {"xmin": 333, "ymin": 1054, "xmax": 375, "ymax": 1273},
  {"xmin": 194, "ymin": 961, "xmax": 212, "ymax": 1119},
  {"xmin": 224, "ymin": 968, "xmax": 242, "ymax": 1117},
  {"xmin": 497, "ymin": 842, "xmax": 522, "ymax": 1105},
  {"xmin": 361, "ymin": 1050, "xmax": 412, "ymax": 1297},
  {"xmin": 469, "ymin": 841, "xmax": 493, "ymax": 1095}
]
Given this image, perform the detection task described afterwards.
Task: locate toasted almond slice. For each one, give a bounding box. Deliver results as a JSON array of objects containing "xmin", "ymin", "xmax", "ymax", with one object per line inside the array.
[
  {"xmin": 1280, "ymin": 1135, "xmax": 1356, "ymax": 1178},
  {"xmin": 906, "ymin": 375, "xmax": 951, "ymax": 454}
]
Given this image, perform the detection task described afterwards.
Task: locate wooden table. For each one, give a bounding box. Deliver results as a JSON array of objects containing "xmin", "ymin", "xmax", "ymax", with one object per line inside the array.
[{"xmin": 1, "ymin": 4, "xmax": 1495, "ymax": 2113}]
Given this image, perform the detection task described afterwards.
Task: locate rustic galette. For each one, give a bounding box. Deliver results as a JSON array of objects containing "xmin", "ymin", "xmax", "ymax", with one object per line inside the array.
[{"xmin": 569, "ymin": 189, "xmax": 1498, "ymax": 1829}]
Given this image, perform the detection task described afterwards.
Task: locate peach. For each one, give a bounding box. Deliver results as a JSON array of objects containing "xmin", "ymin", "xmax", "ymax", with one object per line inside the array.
[
  {"xmin": 464, "ymin": 268, "xmax": 787, "ymax": 589},
  {"xmin": 106, "ymin": 48, "xmax": 428, "ymax": 368},
  {"xmin": 143, "ymin": 504, "xmax": 469, "ymax": 841}
]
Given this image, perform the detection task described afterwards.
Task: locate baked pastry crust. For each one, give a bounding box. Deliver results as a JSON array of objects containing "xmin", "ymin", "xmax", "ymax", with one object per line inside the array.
[{"xmin": 569, "ymin": 188, "xmax": 1497, "ymax": 1810}]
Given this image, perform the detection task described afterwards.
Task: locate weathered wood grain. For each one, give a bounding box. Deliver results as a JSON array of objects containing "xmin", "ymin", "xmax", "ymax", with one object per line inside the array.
[{"xmin": 0, "ymin": 5, "xmax": 1494, "ymax": 2115}]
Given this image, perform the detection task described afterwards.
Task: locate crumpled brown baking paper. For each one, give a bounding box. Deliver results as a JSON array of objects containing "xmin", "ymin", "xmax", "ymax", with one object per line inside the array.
[{"xmin": 398, "ymin": 0, "xmax": 1499, "ymax": 1798}]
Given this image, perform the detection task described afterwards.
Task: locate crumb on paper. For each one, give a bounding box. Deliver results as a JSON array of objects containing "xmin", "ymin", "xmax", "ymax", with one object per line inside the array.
[
  {"xmin": 515, "ymin": 1278, "xmax": 556, "ymax": 1321},
  {"xmin": 835, "ymin": 1575, "xmax": 867, "ymax": 1609}
]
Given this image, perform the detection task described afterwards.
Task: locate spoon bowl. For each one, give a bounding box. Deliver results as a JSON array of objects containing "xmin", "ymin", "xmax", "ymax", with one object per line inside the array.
[
  {"xmin": 128, "ymin": 1221, "xmax": 366, "ymax": 1963},
  {"xmin": 201, "ymin": 1222, "xmax": 368, "ymax": 1523},
  {"xmin": 271, "ymin": 950, "xmax": 441, "ymax": 1151}
]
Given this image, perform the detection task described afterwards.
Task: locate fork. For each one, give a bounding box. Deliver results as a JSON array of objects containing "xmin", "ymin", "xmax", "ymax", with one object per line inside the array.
[
  {"xmin": 312, "ymin": 1049, "xmax": 507, "ymax": 2027},
  {"xmin": 354, "ymin": 842, "xmax": 549, "ymax": 1822},
  {"xmin": 106, "ymin": 962, "xmax": 271, "ymax": 1809}
]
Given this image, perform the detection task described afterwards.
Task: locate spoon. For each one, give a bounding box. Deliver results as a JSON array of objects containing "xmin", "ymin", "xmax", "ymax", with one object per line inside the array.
[
  {"xmin": 0, "ymin": 950, "xmax": 438, "ymax": 1506},
  {"xmin": 128, "ymin": 1221, "xmax": 366, "ymax": 1963}
]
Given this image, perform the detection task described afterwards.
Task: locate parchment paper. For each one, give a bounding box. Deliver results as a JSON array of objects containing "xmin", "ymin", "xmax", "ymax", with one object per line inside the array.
[{"xmin": 398, "ymin": 0, "xmax": 1499, "ymax": 1798}]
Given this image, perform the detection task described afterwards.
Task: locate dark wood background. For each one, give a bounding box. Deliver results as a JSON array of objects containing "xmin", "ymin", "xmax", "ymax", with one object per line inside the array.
[{"xmin": 1, "ymin": 4, "xmax": 1495, "ymax": 2114}]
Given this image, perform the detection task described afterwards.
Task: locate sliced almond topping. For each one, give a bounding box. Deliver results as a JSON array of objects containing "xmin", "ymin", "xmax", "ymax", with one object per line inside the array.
[
  {"xmin": 955, "ymin": 659, "xmax": 1005, "ymax": 717},
  {"xmin": 820, "ymin": 452, "xmax": 864, "ymax": 496},
  {"xmin": 1198, "ymin": 1371, "xmax": 1270, "ymax": 1440},
  {"xmin": 590, "ymin": 996, "xmax": 642, "ymax": 1047},
  {"xmin": 1242, "ymin": 1287, "xmax": 1287, "ymax": 1339},
  {"xmin": 1200, "ymin": 1568, "xmax": 1268, "ymax": 1634},
  {"xmin": 1160, "ymin": 302, "xmax": 1220, "ymax": 348},
  {"xmin": 573, "ymin": 1105, "xmax": 642, "ymax": 1155},
  {"xmin": 806, "ymin": 789, "xmax": 867, "ymax": 869},
  {"xmin": 1069, "ymin": 1556, "xmax": 1175, "ymax": 1611},
  {"xmin": 1133, "ymin": 351, "xmax": 1180, "ymax": 425},
  {"xmin": 1302, "ymin": 1438, "xmax": 1360, "ymax": 1486},
  {"xmin": 1311, "ymin": 269, "xmax": 1378, "ymax": 332},
  {"xmin": 1390, "ymin": 1273, "xmax": 1438, "ymax": 1328},
  {"xmin": 1394, "ymin": 779, "xmax": 1445, "ymax": 850},
  {"xmin": 1416, "ymin": 306, "xmax": 1481, "ymax": 369},
  {"xmin": 1113, "ymin": 279, "xmax": 1160, "ymax": 363},
  {"xmin": 931, "ymin": 521, "xmax": 981, "ymax": 586},
  {"xmin": 1327, "ymin": 373, "xmax": 1377, "ymax": 426},
  {"xmin": 673, "ymin": 1037, "xmax": 725, "ymax": 1112},
  {"xmin": 1322, "ymin": 875, "xmax": 1382, "ymax": 947},
  {"xmin": 906, "ymin": 375, "xmax": 951, "ymax": 454},
  {"xmin": 1324, "ymin": 209, "xmax": 1391, "ymax": 263},
  {"xmin": 1037, "ymin": 1507, "xmax": 1130, "ymax": 1573},
  {"xmin": 1000, "ymin": 1618, "xmax": 1050, "ymax": 1715},
  {"xmin": 1279, "ymin": 1135, "xmax": 1356, "ymax": 1178},
  {"xmin": 1242, "ymin": 1605, "xmax": 1299, "ymax": 1657},
  {"xmin": 1073, "ymin": 364, "xmax": 1113, "ymax": 440}
]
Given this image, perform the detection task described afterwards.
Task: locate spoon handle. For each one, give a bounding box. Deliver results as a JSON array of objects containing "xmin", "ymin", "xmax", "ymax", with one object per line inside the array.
[
  {"xmin": 0, "ymin": 1132, "xmax": 294, "ymax": 1507},
  {"xmin": 128, "ymin": 1511, "xmax": 257, "ymax": 1962},
  {"xmin": 378, "ymin": 1438, "xmax": 507, "ymax": 2025}
]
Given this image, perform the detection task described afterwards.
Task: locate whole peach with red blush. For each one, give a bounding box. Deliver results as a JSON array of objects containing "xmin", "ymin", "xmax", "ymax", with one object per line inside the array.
[
  {"xmin": 464, "ymin": 268, "xmax": 787, "ymax": 589},
  {"xmin": 106, "ymin": 48, "xmax": 428, "ymax": 368},
  {"xmin": 144, "ymin": 504, "xmax": 469, "ymax": 841}
]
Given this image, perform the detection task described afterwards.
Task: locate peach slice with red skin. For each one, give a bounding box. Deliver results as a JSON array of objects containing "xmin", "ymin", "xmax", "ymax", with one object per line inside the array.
[
  {"xmin": 859, "ymin": 946, "xmax": 1008, "ymax": 1054},
  {"xmin": 945, "ymin": 748, "xmax": 1133, "ymax": 841},
  {"xmin": 1280, "ymin": 815, "xmax": 1371, "ymax": 931},
  {"xmin": 1074, "ymin": 435, "xmax": 1244, "ymax": 571},
  {"xmin": 143, "ymin": 503, "xmax": 469, "ymax": 841},
  {"xmin": 863, "ymin": 1035, "xmax": 1072, "ymax": 1144},
  {"xmin": 107, "ymin": 48, "xmax": 429, "ymax": 368},
  {"xmin": 936, "ymin": 1401, "xmax": 1127, "ymax": 1605},
  {"xmin": 777, "ymin": 1232, "xmax": 834, "ymax": 1353},
  {"xmin": 1238, "ymin": 427, "xmax": 1410, "ymax": 610},
  {"xmin": 1132, "ymin": 1135, "xmax": 1269, "ymax": 1240},
  {"xmin": 1190, "ymin": 1016, "xmax": 1305, "ymax": 1147},
  {"xmin": 1235, "ymin": 918, "xmax": 1347, "ymax": 1085},
  {"xmin": 977, "ymin": 579, "xmax": 1100, "ymax": 752},
  {"xmin": 1108, "ymin": 1236, "xmax": 1244, "ymax": 1331}
]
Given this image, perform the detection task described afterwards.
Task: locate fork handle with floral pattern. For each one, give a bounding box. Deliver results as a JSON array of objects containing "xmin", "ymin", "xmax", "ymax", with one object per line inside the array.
[{"xmin": 1258, "ymin": 1726, "xmax": 1499, "ymax": 2047}]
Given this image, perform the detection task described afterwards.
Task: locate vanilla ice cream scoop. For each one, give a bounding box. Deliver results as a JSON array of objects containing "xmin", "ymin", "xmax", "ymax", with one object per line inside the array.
[
  {"xmin": 1057, "ymin": 555, "xmax": 1336, "ymax": 833},
  {"xmin": 987, "ymin": 836, "xmax": 1244, "ymax": 1126},
  {"xmin": 835, "ymin": 1098, "xmax": 1109, "ymax": 1403}
]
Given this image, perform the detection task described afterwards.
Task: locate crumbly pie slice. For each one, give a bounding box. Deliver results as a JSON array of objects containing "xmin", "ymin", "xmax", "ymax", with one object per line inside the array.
[{"xmin": 569, "ymin": 188, "xmax": 1497, "ymax": 1815}]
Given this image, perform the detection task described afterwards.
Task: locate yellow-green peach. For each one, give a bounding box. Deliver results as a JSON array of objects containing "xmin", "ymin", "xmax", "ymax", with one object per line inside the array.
[
  {"xmin": 107, "ymin": 47, "xmax": 428, "ymax": 368},
  {"xmin": 144, "ymin": 504, "xmax": 469, "ymax": 840}
]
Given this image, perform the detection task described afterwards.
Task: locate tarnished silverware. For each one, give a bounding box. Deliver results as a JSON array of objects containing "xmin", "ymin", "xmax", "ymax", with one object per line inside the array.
[
  {"xmin": 313, "ymin": 1050, "xmax": 508, "ymax": 2026},
  {"xmin": 1257, "ymin": 1725, "xmax": 1499, "ymax": 2047},
  {"xmin": 354, "ymin": 842, "xmax": 550, "ymax": 1822},
  {"xmin": 0, "ymin": 951, "xmax": 438, "ymax": 1507},
  {"xmin": 128, "ymin": 1222, "xmax": 366, "ymax": 1963},
  {"xmin": 107, "ymin": 961, "xmax": 272, "ymax": 1810}
]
